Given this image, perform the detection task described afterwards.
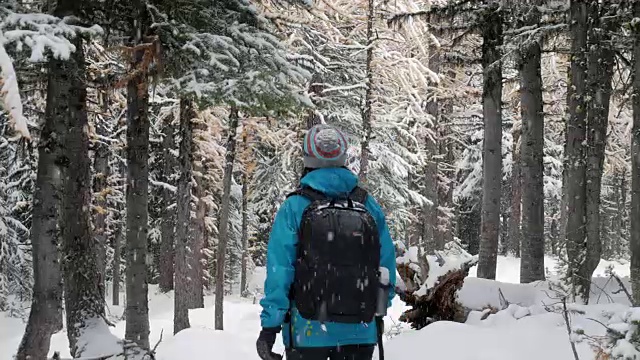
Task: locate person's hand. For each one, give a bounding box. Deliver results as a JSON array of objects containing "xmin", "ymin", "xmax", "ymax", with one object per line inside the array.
[{"xmin": 256, "ymin": 327, "xmax": 282, "ymax": 360}]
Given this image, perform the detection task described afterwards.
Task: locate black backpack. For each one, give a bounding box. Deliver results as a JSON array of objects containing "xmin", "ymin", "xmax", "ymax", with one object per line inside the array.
[{"xmin": 286, "ymin": 186, "xmax": 381, "ymax": 324}]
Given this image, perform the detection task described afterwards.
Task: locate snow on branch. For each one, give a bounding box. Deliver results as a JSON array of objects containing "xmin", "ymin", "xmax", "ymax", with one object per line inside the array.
[
  {"xmin": 0, "ymin": 12, "xmax": 103, "ymax": 62},
  {"xmin": 0, "ymin": 11, "xmax": 102, "ymax": 139},
  {"xmin": 0, "ymin": 40, "xmax": 28, "ymax": 139},
  {"xmin": 150, "ymin": 179, "xmax": 177, "ymax": 193}
]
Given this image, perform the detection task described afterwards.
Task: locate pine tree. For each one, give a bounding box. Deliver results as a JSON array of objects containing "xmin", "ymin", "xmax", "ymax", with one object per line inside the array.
[
  {"xmin": 477, "ymin": 3, "xmax": 503, "ymax": 280},
  {"xmin": 215, "ymin": 108, "xmax": 239, "ymax": 330},
  {"xmin": 124, "ymin": 0, "xmax": 152, "ymax": 347},
  {"xmin": 565, "ymin": 0, "xmax": 589, "ymax": 301},
  {"xmin": 631, "ymin": 0, "xmax": 640, "ymax": 306},
  {"xmin": 518, "ymin": 1, "xmax": 545, "ymax": 283},
  {"xmin": 174, "ymin": 97, "xmax": 196, "ymax": 335},
  {"xmin": 582, "ymin": 1, "xmax": 617, "ymax": 300},
  {"xmin": 159, "ymin": 115, "xmax": 176, "ymax": 293}
]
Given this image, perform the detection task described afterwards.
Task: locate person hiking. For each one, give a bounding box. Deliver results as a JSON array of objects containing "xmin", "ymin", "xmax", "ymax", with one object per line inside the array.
[{"xmin": 256, "ymin": 124, "xmax": 397, "ymax": 360}]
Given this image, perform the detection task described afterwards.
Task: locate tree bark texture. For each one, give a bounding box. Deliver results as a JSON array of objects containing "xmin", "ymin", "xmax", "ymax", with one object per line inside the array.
[
  {"xmin": 159, "ymin": 118, "xmax": 176, "ymax": 293},
  {"xmin": 359, "ymin": 0, "xmax": 375, "ymax": 185},
  {"xmin": 507, "ymin": 123, "xmax": 521, "ymax": 257},
  {"xmin": 124, "ymin": 9, "xmax": 151, "ymax": 345},
  {"xmin": 477, "ymin": 5, "xmax": 503, "ymax": 280},
  {"xmin": 582, "ymin": 2, "xmax": 615, "ymax": 302},
  {"xmin": 630, "ymin": 0, "xmax": 640, "ymax": 306},
  {"xmin": 240, "ymin": 130, "xmax": 250, "ymax": 297},
  {"xmin": 54, "ymin": 35, "xmax": 106, "ymax": 356},
  {"xmin": 424, "ymin": 45, "xmax": 440, "ymax": 254},
  {"xmin": 565, "ymin": 0, "xmax": 589, "ymax": 302},
  {"xmin": 16, "ymin": 13, "xmax": 68, "ymax": 359},
  {"xmin": 191, "ymin": 134, "xmax": 206, "ymax": 309},
  {"xmin": 112, "ymin": 154, "xmax": 125, "ymax": 306},
  {"xmin": 519, "ymin": 7, "xmax": 545, "ymax": 283},
  {"xmin": 174, "ymin": 98, "xmax": 195, "ymax": 334},
  {"xmin": 215, "ymin": 109, "xmax": 240, "ymax": 330},
  {"xmin": 93, "ymin": 112, "xmax": 110, "ymax": 294},
  {"xmin": 614, "ymin": 170, "xmax": 627, "ymax": 259},
  {"xmin": 439, "ymin": 67, "xmax": 457, "ymax": 246}
]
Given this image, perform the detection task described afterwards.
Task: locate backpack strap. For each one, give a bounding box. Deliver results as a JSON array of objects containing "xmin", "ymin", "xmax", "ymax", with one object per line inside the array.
[
  {"xmin": 286, "ymin": 186, "xmax": 327, "ymax": 202},
  {"xmin": 349, "ymin": 186, "xmax": 368, "ymax": 204}
]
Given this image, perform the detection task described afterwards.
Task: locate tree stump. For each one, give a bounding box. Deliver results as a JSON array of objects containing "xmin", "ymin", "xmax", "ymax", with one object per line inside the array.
[{"xmin": 395, "ymin": 242, "xmax": 478, "ymax": 329}]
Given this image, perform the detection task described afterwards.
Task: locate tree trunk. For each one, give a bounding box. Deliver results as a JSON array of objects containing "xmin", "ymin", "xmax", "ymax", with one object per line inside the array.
[
  {"xmin": 124, "ymin": 6, "xmax": 151, "ymax": 345},
  {"xmin": 240, "ymin": 130, "xmax": 249, "ymax": 297},
  {"xmin": 359, "ymin": 0, "xmax": 375, "ymax": 185},
  {"xmin": 616, "ymin": 170, "xmax": 627, "ymax": 258},
  {"xmin": 519, "ymin": 6, "xmax": 545, "ymax": 283},
  {"xmin": 559, "ymin": 168, "xmax": 568, "ymax": 257},
  {"xmin": 565, "ymin": 0, "xmax": 589, "ymax": 302},
  {"xmin": 113, "ymin": 150, "xmax": 125, "ymax": 306},
  {"xmin": 215, "ymin": 108, "xmax": 240, "ymax": 330},
  {"xmin": 443, "ymin": 138, "xmax": 455, "ymax": 244},
  {"xmin": 440, "ymin": 68, "xmax": 457, "ymax": 245},
  {"xmin": 93, "ymin": 119, "xmax": 109, "ymax": 294},
  {"xmin": 159, "ymin": 118, "xmax": 176, "ymax": 293},
  {"xmin": 54, "ymin": 34, "xmax": 106, "ymax": 356},
  {"xmin": 174, "ymin": 98, "xmax": 195, "ymax": 334},
  {"xmin": 507, "ymin": 123, "xmax": 521, "ymax": 257},
  {"xmin": 550, "ymin": 208, "xmax": 559, "ymax": 256},
  {"xmin": 16, "ymin": 19, "xmax": 66, "ymax": 360},
  {"xmin": 582, "ymin": 2, "xmax": 615, "ymax": 302},
  {"xmin": 113, "ymin": 215, "xmax": 122, "ymax": 306},
  {"xmin": 424, "ymin": 36, "xmax": 442, "ymax": 253},
  {"xmin": 476, "ymin": 5, "xmax": 503, "ymax": 280},
  {"xmin": 191, "ymin": 144, "xmax": 205, "ymax": 309},
  {"xmin": 294, "ymin": 73, "xmax": 324, "ymax": 181},
  {"xmin": 630, "ymin": 0, "xmax": 640, "ymax": 306}
]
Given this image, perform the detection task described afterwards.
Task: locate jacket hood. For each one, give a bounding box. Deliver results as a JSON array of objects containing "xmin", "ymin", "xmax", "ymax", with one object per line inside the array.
[{"xmin": 300, "ymin": 167, "xmax": 358, "ymax": 198}]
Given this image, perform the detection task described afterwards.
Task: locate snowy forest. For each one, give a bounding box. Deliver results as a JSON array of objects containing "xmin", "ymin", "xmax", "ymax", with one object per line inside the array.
[{"xmin": 0, "ymin": 0, "xmax": 640, "ymax": 359}]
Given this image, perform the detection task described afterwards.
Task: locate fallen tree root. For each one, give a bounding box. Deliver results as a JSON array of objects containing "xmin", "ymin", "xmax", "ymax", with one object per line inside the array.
[{"xmin": 396, "ymin": 248, "xmax": 477, "ymax": 330}]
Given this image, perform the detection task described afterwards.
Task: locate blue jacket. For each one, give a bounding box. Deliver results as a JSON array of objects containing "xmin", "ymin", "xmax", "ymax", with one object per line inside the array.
[{"xmin": 259, "ymin": 167, "xmax": 397, "ymax": 348}]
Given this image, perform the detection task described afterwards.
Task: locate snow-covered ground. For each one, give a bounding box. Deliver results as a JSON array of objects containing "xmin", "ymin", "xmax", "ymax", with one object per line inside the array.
[{"xmin": 0, "ymin": 255, "xmax": 632, "ymax": 360}]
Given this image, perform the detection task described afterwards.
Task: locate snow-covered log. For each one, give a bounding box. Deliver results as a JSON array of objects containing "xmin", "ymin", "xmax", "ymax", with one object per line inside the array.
[{"xmin": 395, "ymin": 241, "xmax": 478, "ymax": 329}]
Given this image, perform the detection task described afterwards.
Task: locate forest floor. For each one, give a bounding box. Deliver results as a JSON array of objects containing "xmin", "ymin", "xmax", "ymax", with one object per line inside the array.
[{"xmin": 0, "ymin": 255, "xmax": 632, "ymax": 360}]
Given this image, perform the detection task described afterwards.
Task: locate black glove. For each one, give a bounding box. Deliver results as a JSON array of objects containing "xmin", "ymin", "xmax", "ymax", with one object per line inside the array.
[{"xmin": 256, "ymin": 327, "xmax": 282, "ymax": 360}]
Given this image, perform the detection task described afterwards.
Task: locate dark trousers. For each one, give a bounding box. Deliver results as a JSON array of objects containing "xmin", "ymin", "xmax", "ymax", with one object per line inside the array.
[{"xmin": 286, "ymin": 345, "xmax": 375, "ymax": 360}]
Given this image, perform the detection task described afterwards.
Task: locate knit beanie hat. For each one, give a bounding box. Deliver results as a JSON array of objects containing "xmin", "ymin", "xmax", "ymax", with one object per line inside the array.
[{"xmin": 303, "ymin": 124, "xmax": 348, "ymax": 169}]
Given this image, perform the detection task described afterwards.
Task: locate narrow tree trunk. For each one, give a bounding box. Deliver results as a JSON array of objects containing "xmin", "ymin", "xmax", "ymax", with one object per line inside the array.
[
  {"xmin": 113, "ymin": 214, "xmax": 122, "ymax": 306},
  {"xmin": 565, "ymin": 0, "xmax": 589, "ymax": 302},
  {"xmin": 477, "ymin": 5, "xmax": 503, "ymax": 280},
  {"xmin": 424, "ymin": 40, "xmax": 440, "ymax": 253},
  {"xmin": 507, "ymin": 123, "xmax": 521, "ymax": 257},
  {"xmin": 550, "ymin": 208, "xmax": 559, "ymax": 256},
  {"xmin": 159, "ymin": 118, "xmax": 176, "ymax": 293},
  {"xmin": 443, "ymin": 139, "xmax": 455, "ymax": 244},
  {"xmin": 93, "ymin": 115, "xmax": 110, "ymax": 294},
  {"xmin": 616, "ymin": 170, "xmax": 627, "ymax": 258},
  {"xmin": 630, "ymin": 0, "xmax": 640, "ymax": 306},
  {"xmin": 519, "ymin": 6, "xmax": 545, "ymax": 283},
  {"xmin": 441, "ymin": 68, "xmax": 457, "ymax": 245},
  {"xmin": 215, "ymin": 108, "xmax": 240, "ymax": 330},
  {"xmin": 559, "ymin": 169, "xmax": 568, "ymax": 257},
  {"xmin": 125, "ymin": 5, "xmax": 151, "ymax": 345},
  {"xmin": 113, "ymin": 152, "xmax": 125, "ymax": 306},
  {"xmin": 359, "ymin": 0, "xmax": 375, "ymax": 185},
  {"xmin": 53, "ymin": 34, "xmax": 106, "ymax": 356},
  {"xmin": 582, "ymin": 3, "xmax": 615, "ymax": 302},
  {"xmin": 293, "ymin": 74, "xmax": 325, "ymax": 181},
  {"xmin": 240, "ymin": 130, "xmax": 250, "ymax": 297},
  {"xmin": 174, "ymin": 98, "xmax": 195, "ymax": 334},
  {"xmin": 16, "ymin": 20, "xmax": 66, "ymax": 360},
  {"xmin": 191, "ymin": 152, "xmax": 206, "ymax": 309}
]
